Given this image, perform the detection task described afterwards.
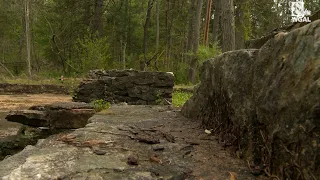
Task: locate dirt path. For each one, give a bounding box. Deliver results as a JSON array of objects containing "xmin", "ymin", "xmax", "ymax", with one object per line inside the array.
[
  {"xmin": 0, "ymin": 94, "xmax": 72, "ymax": 111},
  {"xmin": 0, "ymin": 94, "xmax": 71, "ymax": 138},
  {"xmin": 0, "ymin": 105, "xmax": 260, "ymax": 179}
]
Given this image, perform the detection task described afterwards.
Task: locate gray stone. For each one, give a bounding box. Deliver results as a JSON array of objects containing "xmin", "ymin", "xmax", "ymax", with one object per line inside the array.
[
  {"xmin": 6, "ymin": 102, "xmax": 95, "ymax": 129},
  {"xmin": 6, "ymin": 110, "xmax": 49, "ymax": 127},
  {"xmin": 0, "ymin": 105, "xmax": 255, "ymax": 179},
  {"xmin": 182, "ymin": 20, "xmax": 320, "ymax": 179},
  {"xmin": 73, "ymin": 70, "xmax": 174, "ymax": 105}
]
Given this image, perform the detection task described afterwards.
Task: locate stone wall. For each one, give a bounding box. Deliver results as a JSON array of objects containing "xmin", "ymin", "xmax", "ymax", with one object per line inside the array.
[
  {"xmin": 73, "ymin": 70, "xmax": 174, "ymax": 105},
  {"xmin": 182, "ymin": 20, "xmax": 320, "ymax": 179}
]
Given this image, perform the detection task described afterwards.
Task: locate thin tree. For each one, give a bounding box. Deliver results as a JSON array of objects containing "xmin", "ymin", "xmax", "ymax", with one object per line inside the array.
[
  {"xmin": 25, "ymin": 0, "xmax": 31, "ymax": 77},
  {"xmin": 204, "ymin": 0, "xmax": 213, "ymax": 46},
  {"xmin": 188, "ymin": 0, "xmax": 203, "ymax": 83},
  {"xmin": 141, "ymin": 0, "xmax": 156, "ymax": 71},
  {"xmin": 221, "ymin": 0, "xmax": 235, "ymax": 52},
  {"xmin": 212, "ymin": 0, "xmax": 221, "ymax": 43},
  {"xmin": 93, "ymin": 0, "xmax": 104, "ymax": 37}
]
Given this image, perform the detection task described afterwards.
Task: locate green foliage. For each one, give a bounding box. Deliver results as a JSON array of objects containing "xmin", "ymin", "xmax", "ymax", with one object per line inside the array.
[
  {"xmin": 174, "ymin": 62, "xmax": 189, "ymax": 85},
  {"xmin": 71, "ymin": 32, "xmax": 110, "ymax": 73},
  {"xmin": 0, "ymin": 0, "xmax": 305, "ymax": 80},
  {"xmin": 196, "ymin": 43, "xmax": 222, "ymax": 64},
  {"xmin": 155, "ymin": 92, "xmax": 164, "ymax": 105},
  {"xmin": 92, "ymin": 99, "xmax": 110, "ymax": 112},
  {"xmin": 172, "ymin": 91, "xmax": 193, "ymax": 107}
]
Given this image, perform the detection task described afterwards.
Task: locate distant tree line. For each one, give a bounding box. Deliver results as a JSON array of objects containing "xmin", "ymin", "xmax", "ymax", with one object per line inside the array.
[{"xmin": 0, "ymin": 0, "xmax": 319, "ymax": 84}]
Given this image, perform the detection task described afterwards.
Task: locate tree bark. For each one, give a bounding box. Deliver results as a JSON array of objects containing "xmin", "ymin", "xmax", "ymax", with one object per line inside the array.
[
  {"xmin": 204, "ymin": 0, "xmax": 213, "ymax": 46},
  {"xmin": 186, "ymin": 0, "xmax": 196, "ymax": 52},
  {"xmin": 142, "ymin": 0, "xmax": 156, "ymax": 71},
  {"xmin": 156, "ymin": 0, "xmax": 160, "ymax": 52},
  {"xmin": 188, "ymin": 0, "xmax": 203, "ymax": 83},
  {"xmin": 221, "ymin": 0, "xmax": 235, "ymax": 52},
  {"xmin": 212, "ymin": 0, "xmax": 221, "ymax": 43},
  {"xmin": 93, "ymin": 0, "xmax": 104, "ymax": 37},
  {"xmin": 235, "ymin": 0, "xmax": 245, "ymax": 49},
  {"xmin": 84, "ymin": 0, "xmax": 92, "ymax": 27},
  {"xmin": 25, "ymin": 0, "xmax": 31, "ymax": 77}
]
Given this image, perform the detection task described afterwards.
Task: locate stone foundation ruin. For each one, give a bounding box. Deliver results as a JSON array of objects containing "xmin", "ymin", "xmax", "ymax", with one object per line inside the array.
[{"xmin": 73, "ymin": 70, "xmax": 174, "ymax": 105}]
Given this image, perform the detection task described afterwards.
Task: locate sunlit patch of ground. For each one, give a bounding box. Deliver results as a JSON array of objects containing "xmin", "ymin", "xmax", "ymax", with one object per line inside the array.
[
  {"xmin": 0, "ymin": 94, "xmax": 72, "ymax": 111},
  {"xmin": 0, "ymin": 94, "xmax": 72, "ymax": 138}
]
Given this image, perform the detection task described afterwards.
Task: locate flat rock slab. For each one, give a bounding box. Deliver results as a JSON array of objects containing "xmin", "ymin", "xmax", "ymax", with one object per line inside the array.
[
  {"xmin": 6, "ymin": 102, "xmax": 95, "ymax": 129},
  {"xmin": 6, "ymin": 110, "xmax": 49, "ymax": 127},
  {"xmin": 0, "ymin": 105, "xmax": 257, "ymax": 179}
]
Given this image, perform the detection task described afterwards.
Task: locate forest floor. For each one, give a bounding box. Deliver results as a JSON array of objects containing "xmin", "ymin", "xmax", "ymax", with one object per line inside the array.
[{"xmin": 0, "ymin": 94, "xmax": 265, "ymax": 179}]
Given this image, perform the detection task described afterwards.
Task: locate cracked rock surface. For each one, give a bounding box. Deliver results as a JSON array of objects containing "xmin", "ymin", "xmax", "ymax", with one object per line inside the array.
[{"xmin": 0, "ymin": 105, "xmax": 256, "ymax": 180}]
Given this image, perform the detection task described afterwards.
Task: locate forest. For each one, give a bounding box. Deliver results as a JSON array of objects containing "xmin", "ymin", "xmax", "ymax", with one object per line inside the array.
[{"xmin": 0, "ymin": 0, "xmax": 319, "ymax": 84}]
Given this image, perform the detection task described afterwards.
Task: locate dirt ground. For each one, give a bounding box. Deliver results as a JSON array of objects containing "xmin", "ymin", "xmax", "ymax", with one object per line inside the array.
[
  {"xmin": 0, "ymin": 94, "xmax": 71, "ymax": 138},
  {"xmin": 0, "ymin": 94, "xmax": 72, "ymax": 111}
]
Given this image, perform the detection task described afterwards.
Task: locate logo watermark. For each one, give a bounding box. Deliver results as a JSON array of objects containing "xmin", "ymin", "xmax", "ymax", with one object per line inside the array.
[{"xmin": 290, "ymin": 0, "xmax": 311, "ymax": 23}]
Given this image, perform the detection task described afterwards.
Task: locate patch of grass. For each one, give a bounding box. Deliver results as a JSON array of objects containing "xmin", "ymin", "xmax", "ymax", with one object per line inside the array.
[
  {"xmin": 172, "ymin": 91, "xmax": 193, "ymax": 107},
  {"xmin": 174, "ymin": 84, "xmax": 194, "ymax": 90},
  {"xmin": 92, "ymin": 99, "xmax": 110, "ymax": 112}
]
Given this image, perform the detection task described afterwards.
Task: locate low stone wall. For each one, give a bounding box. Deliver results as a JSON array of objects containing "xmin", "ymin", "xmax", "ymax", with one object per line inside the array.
[
  {"xmin": 182, "ymin": 20, "xmax": 320, "ymax": 179},
  {"xmin": 0, "ymin": 83, "xmax": 68, "ymax": 94},
  {"xmin": 73, "ymin": 70, "xmax": 174, "ymax": 105}
]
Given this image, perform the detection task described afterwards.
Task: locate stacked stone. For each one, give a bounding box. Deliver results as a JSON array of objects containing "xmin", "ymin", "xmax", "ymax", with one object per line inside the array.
[{"xmin": 73, "ymin": 69, "xmax": 174, "ymax": 105}]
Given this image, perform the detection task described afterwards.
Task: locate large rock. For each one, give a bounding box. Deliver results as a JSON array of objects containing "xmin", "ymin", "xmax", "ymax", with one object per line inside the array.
[
  {"xmin": 182, "ymin": 20, "xmax": 320, "ymax": 179},
  {"xmin": 6, "ymin": 102, "xmax": 95, "ymax": 129},
  {"xmin": 73, "ymin": 69, "xmax": 174, "ymax": 105}
]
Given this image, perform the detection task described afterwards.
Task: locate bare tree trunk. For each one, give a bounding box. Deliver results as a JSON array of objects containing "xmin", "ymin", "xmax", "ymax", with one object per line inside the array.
[
  {"xmin": 142, "ymin": 0, "xmax": 156, "ymax": 71},
  {"xmin": 93, "ymin": 0, "xmax": 103, "ymax": 37},
  {"xmin": 186, "ymin": 0, "xmax": 196, "ymax": 52},
  {"xmin": 204, "ymin": 0, "xmax": 213, "ymax": 46},
  {"xmin": 19, "ymin": 12, "xmax": 25, "ymax": 72},
  {"xmin": 235, "ymin": 0, "xmax": 245, "ymax": 49},
  {"xmin": 156, "ymin": 0, "xmax": 160, "ymax": 52},
  {"xmin": 120, "ymin": 34, "xmax": 127, "ymax": 70},
  {"xmin": 25, "ymin": 0, "xmax": 31, "ymax": 77},
  {"xmin": 221, "ymin": 0, "xmax": 235, "ymax": 52},
  {"xmin": 84, "ymin": 0, "xmax": 92, "ymax": 27},
  {"xmin": 188, "ymin": 0, "xmax": 203, "ymax": 83},
  {"xmin": 212, "ymin": 0, "xmax": 221, "ymax": 43}
]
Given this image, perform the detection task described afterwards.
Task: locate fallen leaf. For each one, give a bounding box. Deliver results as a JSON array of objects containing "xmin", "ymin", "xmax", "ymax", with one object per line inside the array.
[
  {"xmin": 229, "ymin": 172, "xmax": 237, "ymax": 180},
  {"xmin": 150, "ymin": 154, "xmax": 162, "ymax": 164}
]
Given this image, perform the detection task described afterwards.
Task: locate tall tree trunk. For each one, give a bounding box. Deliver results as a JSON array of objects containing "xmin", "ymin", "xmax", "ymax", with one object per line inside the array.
[
  {"xmin": 186, "ymin": 0, "xmax": 196, "ymax": 52},
  {"xmin": 93, "ymin": 0, "xmax": 103, "ymax": 37},
  {"xmin": 221, "ymin": 0, "xmax": 235, "ymax": 52},
  {"xmin": 120, "ymin": 34, "xmax": 127, "ymax": 70},
  {"xmin": 235, "ymin": 0, "xmax": 245, "ymax": 49},
  {"xmin": 25, "ymin": 0, "xmax": 31, "ymax": 77},
  {"xmin": 165, "ymin": 0, "xmax": 170, "ymax": 69},
  {"xmin": 155, "ymin": 0, "xmax": 160, "ymax": 70},
  {"xmin": 212, "ymin": 0, "xmax": 221, "ymax": 43},
  {"xmin": 156, "ymin": 0, "xmax": 160, "ymax": 52},
  {"xmin": 188, "ymin": 0, "xmax": 203, "ymax": 83},
  {"xmin": 141, "ymin": 0, "xmax": 156, "ymax": 71},
  {"xmin": 84, "ymin": 0, "xmax": 92, "ymax": 27},
  {"xmin": 204, "ymin": 0, "xmax": 213, "ymax": 46}
]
